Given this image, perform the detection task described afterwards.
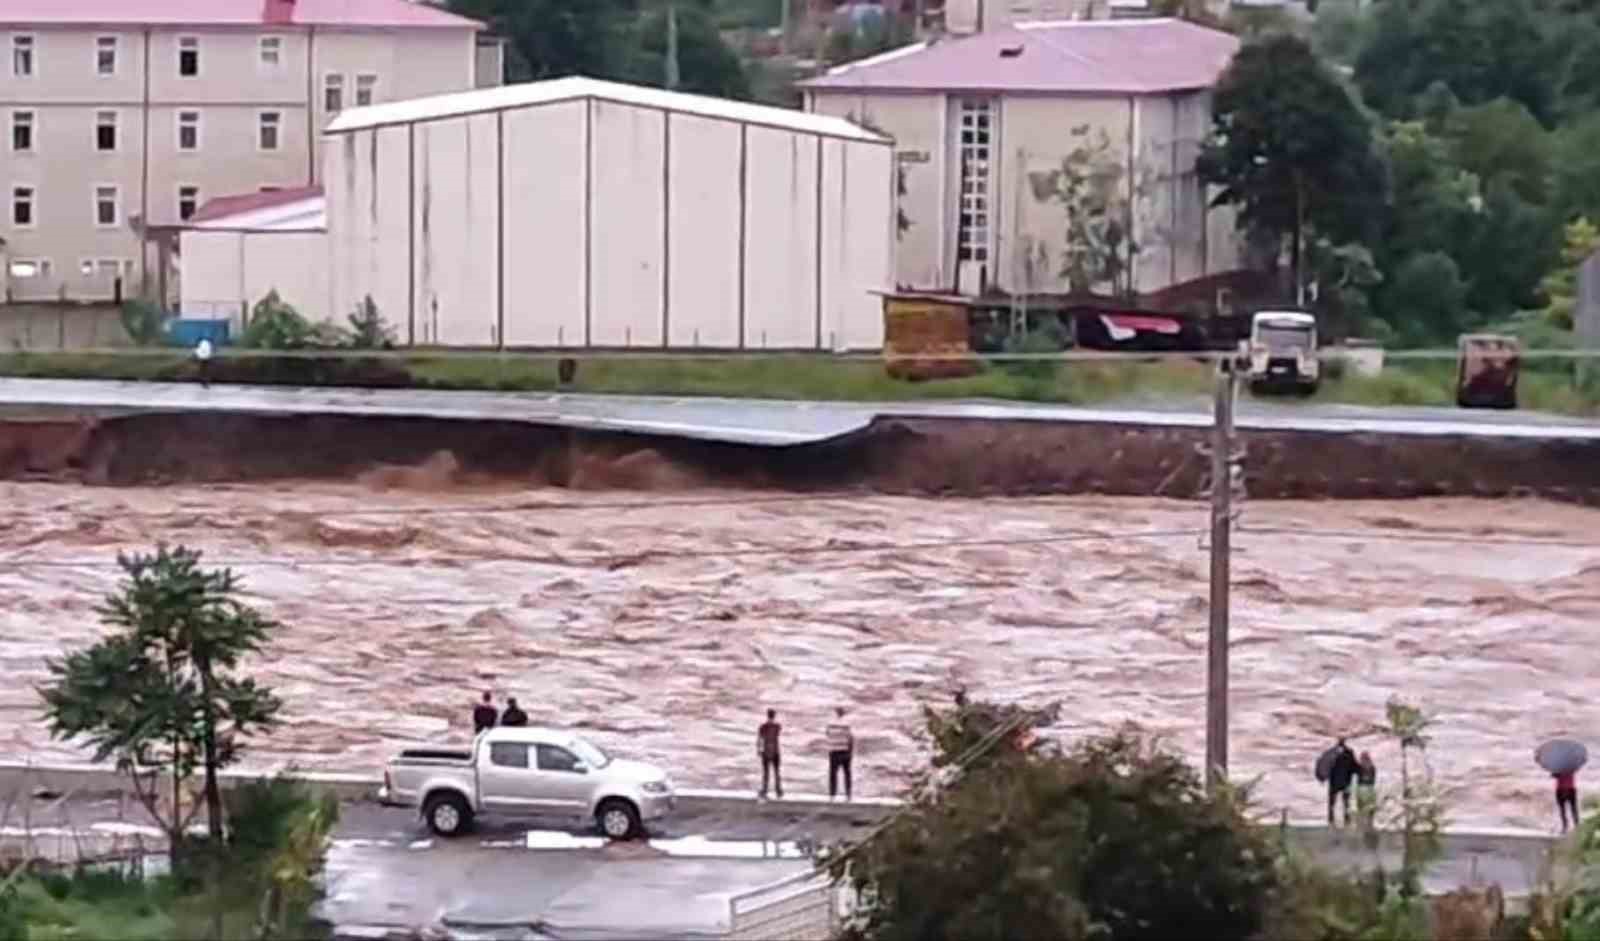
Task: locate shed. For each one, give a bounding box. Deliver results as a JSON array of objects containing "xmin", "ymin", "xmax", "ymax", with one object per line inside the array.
[
  {"xmin": 177, "ymin": 187, "xmax": 328, "ymax": 331},
  {"xmin": 323, "ymin": 76, "xmax": 895, "ymax": 350}
]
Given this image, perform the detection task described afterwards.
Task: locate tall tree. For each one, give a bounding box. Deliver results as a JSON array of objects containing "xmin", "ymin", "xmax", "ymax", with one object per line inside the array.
[
  {"xmin": 39, "ymin": 546, "xmax": 282, "ymax": 859},
  {"xmin": 445, "ymin": 0, "xmax": 635, "ymax": 82},
  {"xmin": 1198, "ymin": 34, "xmax": 1385, "ymax": 305}
]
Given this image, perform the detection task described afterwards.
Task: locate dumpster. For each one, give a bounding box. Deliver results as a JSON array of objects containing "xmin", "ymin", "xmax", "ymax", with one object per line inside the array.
[
  {"xmin": 879, "ymin": 292, "xmax": 980, "ymax": 381},
  {"xmin": 168, "ymin": 318, "xmax": 232, "ymax": 348},
  {"xmin": 1456, "ymin": 333, "xmax": 1520, "ymax": 409}
]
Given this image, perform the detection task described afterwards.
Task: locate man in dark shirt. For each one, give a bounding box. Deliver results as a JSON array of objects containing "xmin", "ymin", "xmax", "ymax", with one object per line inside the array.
[
  {"xmin": 501, "ymin": 697, "xmax": 529, "ymax": 727},
  {"xmin": 472, "ymin": 691, "xmax": 497, "ymax": 735},
  {"xmin": 757, "ymin": 709, "xmax": 783, "ymax": 799},
  {"xmin": 1328, "ymin": 738, "xmax": 1360, "ymax": 827}
]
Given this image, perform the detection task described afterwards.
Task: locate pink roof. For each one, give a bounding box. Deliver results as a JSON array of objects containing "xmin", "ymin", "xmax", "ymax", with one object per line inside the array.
[
  {"xmin": 189, "ymin": 185, "xmax": 323, "ymax": 224},
  {"xmin": 5, "ymin": 0, "xmax": 482, "ymax": 29},
  {"xmin": 802, "ymin": 19, "xmax": 1239, "ymax": 96}
]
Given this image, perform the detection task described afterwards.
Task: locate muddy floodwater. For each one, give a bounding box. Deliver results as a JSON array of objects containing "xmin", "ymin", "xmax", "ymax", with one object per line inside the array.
[{"xmin": 1, "ymin": 479, "xmax": 1595, "ymax": 831}]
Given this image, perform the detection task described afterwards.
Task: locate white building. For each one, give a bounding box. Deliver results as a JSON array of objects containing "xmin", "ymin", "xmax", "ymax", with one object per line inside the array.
[
  {"xmin": 801, "ymin": 19, "xmax": 1242, "ymax": 297},
  {"xmin": 0, "ymin": 0, "xmax": 499, "ymax": 305},
  {"xmin": 177, "ymin": 186, "xmax": 326, "ymax": 324},
  {"xmin": 322, "ymin": 77, "xmax": 895, "ymax": 350}
]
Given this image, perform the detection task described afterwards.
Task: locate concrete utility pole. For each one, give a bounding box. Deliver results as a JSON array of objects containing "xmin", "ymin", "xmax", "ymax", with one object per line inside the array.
[{"xmin": 1205, "ymin": 357, "xmax": 1238, "ymax": 792}]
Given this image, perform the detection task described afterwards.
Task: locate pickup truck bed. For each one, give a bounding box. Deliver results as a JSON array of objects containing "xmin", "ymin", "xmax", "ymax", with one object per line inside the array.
[{"xmin": 395, "ymin": 747, "xmax": 471, "ymax": 764}]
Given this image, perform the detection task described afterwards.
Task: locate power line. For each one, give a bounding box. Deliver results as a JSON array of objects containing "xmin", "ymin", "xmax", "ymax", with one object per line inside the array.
[
  {"xmin": 1237, "ymin": 525, "xmax": 1600, "ymax": 550},
  {"xmin": 0, "ymin": 527, "xmax": 1207, "ymax": 572}
]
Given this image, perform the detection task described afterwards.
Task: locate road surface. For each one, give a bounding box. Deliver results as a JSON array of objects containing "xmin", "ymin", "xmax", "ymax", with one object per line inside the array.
[{"xmin": 0, "ymin": 377, "xmax": 1597, "ymax": 446}]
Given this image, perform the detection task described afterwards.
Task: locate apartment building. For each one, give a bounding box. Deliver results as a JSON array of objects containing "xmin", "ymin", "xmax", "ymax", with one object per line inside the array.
[{"xmin": 1, "ymin": 0, "xmax": 497, "ymax": 304}]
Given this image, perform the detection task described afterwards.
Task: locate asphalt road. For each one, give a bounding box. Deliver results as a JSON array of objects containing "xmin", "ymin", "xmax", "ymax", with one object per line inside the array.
[{"xmin": 0, "ymin": 377, "xmax": 1597, "ymax": 446}]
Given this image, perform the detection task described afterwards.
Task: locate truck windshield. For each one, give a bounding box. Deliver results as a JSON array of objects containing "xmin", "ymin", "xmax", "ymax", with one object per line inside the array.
[
  {"xmin": 1255, "ymin": 324, "xmax": 1313, "ymax": 351},
  {"xmin": 569, "ymin": 737, "xmax": 611, "ymax": 769}
]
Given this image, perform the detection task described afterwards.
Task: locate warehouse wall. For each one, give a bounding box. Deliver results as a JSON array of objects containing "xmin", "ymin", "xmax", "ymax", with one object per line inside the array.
[
  {"xmin": 179, "ymin": 230, "xmax": 328, "ymax": 329},
  {"xmin": 325, "ymin": 92, "xmax": 891, "ymax": 351}
]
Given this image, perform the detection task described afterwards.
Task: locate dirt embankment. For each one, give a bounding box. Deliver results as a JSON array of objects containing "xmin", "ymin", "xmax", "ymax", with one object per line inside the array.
[{"xmin": 0, "ymin": 412, "xmax": 1595, "ymax": 503}]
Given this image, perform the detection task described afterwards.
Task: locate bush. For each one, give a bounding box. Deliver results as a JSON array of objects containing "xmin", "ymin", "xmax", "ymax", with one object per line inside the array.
[
  {"xmin": 120, "ymin": 300, "xmax": 170, "ymax": 347},
  {"xmin": 239, "ymin": 291, "xmax": 343, "ymax": 350},
  {"xmin": 345, "ymin": 296, "xmax": 395, "ymax": 350}
]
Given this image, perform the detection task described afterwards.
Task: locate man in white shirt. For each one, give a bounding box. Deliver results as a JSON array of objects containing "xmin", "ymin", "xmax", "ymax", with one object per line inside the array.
[
  {"xmin": 826, "ymin": 707, "xmax": 854, "ymax": 801},
  {"xmin": 194, "ymin": 338, "xmax": 213, "ymax": 387}
]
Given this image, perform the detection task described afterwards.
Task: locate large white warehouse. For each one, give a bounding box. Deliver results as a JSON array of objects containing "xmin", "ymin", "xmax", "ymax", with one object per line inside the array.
[{"xmin": 324, "ymin": 77, "xmax": 894, "ymax": 350}]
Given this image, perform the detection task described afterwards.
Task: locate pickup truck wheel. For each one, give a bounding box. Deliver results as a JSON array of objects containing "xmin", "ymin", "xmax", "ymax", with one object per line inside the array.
[
  {"xmin": 596, "ymin": 798, "xmax": 642, "ymax": 841},
  {"xmin": 424, "ymin": 793, "xmax": 472, "ymax": 837}
]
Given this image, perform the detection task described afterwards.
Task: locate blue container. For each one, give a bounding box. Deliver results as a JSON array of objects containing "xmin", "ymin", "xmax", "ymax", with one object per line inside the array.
[{"xmin": 168, "ymin": 318, "xmax": 232, "ymax": 348}]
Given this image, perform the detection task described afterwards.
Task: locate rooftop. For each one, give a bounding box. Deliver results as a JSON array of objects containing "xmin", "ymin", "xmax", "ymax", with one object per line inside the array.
[
  {"xmin": 801, "ymin": 19, "xmax": 1240, "ymax": 96},
  {"xmin": 186, "ymin": 186, "xmax": 325, "ymax": 231},
  {"xmin": 4, "ymin": 0, "xmax": 483, "ymax": 29},
  {"xmin": 325, "ymin": 76, "xmax": 889, "ymax": 145}
]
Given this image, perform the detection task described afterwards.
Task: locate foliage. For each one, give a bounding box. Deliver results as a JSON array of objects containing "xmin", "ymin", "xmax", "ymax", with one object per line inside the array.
[
  {"xmin": 624, "ymin": 3, "xmax": 751, "ymax": 100},
  {"xmin": 38, "ymin": 546, "xmax": 283, "ymax": 859},
  {"xmin": 239, "ymin": 291, "xmax": 338, "ymax": 350},
  {"xmin": 1380, "ymin": 696, "xmax": 1445, "ymax": 894},
  {"xmin": 833, "ymin": 698, "xmax": 1280, "ymax": 941},
  {"xmin": 1536, "ymin": 218, "xmax": 1600, "ymax": 329},
  {"xmin": 120, "ymin": 299, "xmax": 170, "ymax": 347},
  {"xmin": 1199, "ymin": 34, "xmax": 1385, "ymax": 302},
  {"xmin": 345, "ymin": 295, "xmax": 395, "ymax": 350},
  {"xmin": 1028, "ymin": 126, "xmax": 1136, "ymax": 296},
  {"xmin": 1556, "ymin": 114, "xmax": 1600, "ymax": 223}
]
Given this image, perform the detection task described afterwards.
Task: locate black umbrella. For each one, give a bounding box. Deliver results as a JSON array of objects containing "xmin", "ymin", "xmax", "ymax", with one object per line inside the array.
[
  {"xmin": 1314, "ymin": 746, "xmax": 1340, "ymax": 783},
  {"xmin": 1537, "ymin": 738, "xmax": 1588, "ymax": 776}
]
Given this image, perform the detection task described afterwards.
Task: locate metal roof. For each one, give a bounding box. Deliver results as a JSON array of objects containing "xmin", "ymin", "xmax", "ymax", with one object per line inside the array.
[
  {"xmin": 2, "ymin": 0, "xmax": 483, "ymax": 29},
  {"xmin": 325, "ymin": 76, "xmax": 890, "ymax": 144},
  {"xmin": 801, "ymin": 19, "xmax": 1239, "ymax": 96}
]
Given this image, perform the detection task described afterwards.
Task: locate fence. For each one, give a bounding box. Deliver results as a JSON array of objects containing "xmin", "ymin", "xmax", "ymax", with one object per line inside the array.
[
  {"xmin": 725, "ymin": 869, "xmax": 850, "ymax": 941},
  {"xmin": 0, "ymin": 303, "xmax": 133, "ymax": 351}
]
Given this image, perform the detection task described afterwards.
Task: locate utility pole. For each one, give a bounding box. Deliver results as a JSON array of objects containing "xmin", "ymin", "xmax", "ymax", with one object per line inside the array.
[{"xmin": 1205, "ymin": 356, "xmax": 1238, "ymax": 791}]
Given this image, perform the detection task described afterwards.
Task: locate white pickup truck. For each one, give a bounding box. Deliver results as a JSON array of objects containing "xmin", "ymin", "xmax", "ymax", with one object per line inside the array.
[{"xmin": 380, "ymin": 727, "xmax": 676, "ymax": 840}]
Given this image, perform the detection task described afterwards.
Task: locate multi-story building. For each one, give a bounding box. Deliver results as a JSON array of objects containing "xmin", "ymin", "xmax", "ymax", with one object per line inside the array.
[{"xmin": 0, "ymin": 0, "xmax": 498, "ymax": 304}]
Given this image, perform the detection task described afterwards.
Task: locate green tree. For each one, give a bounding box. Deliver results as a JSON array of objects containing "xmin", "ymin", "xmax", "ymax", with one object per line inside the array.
[
  {"xmin": 39, "ymin": 546, "xmax": 283, "ymax": 861},
  {"xmin": 1556, "ymin": 112, "xmax": 1600, "ymax": 222},
  {"xmin": 1444, "ymin": 98, "xmax": 1554, "ymax": 206},
  {"xmin": 624, "ymin": 2, "xmax": 751, "ymax": 100},
  {"xmin": 1380, "ymin": 251, "xmax": 1470, "ymax": 346},
  {"xmin": 1354, "ymin": 0, "xmax": 1563, "ymax": 124},
  {"xmin": 1029, "ymin": 126, "xmax": 1137, "ymax": 296},
  {"xmin": 1198, "ymin": 34, "xmax": 1385, "ymax": 304},
  {"xmin": 1535, "ymin": 217, "xmax": 1600, "ymax": 329},
  {"xmin": 832, "ymin": 700, "xmax": 1280, "ymax": 941},
  {"xmin": 445, "ymin": 0, "xmax": 635, "ymax": 82}
]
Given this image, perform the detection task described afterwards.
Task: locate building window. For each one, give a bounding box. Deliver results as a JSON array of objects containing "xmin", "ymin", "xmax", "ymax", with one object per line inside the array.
[
  {"xmin": 96, "ymin": 36, "xmax": 117, "ymax": 76},
  {"xmin": 94, "ymin": 185, "xmax": 120, "ymax": 227},
  {"xmin": 12, "ymin": 35, "xmax": 34, "ymax": 77},
  {"xmin": 12, "ymin": 186, "xmax": 35, "ymax": 227},
  {"xmin": 95, "ymin": 110, "xmax": 118, "ymax": 151},
  {"xmin": 323, "ymin": 74, "xmax": 344, "ymax": 114},
  {"xmin": 178, "ymin": 185, "xmax": 199, "ymax": 221},
  {"xmin": 177, "ymin": 110, "xmax": 200, "ymax": 151},
  {"xmin": 259, "ymin": 35, "xmax": 282, "ymax": 69},
  {"xmin": 9, "ymin": 259, "xmax": 48, "ymax": 280},
  {"xmin": 355, "ymin": 73, "xmax": 377, "ymax": 107},
  {"xmin": 11, "ymin": 111, "xmax": 33, "ymax": 152},
  {"xmin": 956, "ymin": 98, "xmax": 993, "ymax": 264},
  {"xmin": 178, "ymin": 36, "xmax": 199, "ymax": 77},
  {"xmin": 258, "ymin": 111, "xmax": 281, "ymax": 151}
]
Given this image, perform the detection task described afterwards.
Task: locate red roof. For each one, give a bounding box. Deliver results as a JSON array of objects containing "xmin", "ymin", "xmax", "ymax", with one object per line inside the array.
[
  {"xmin": 802, "ymin": 19, "xmax": 1239, "ymax": 96},
  {"xmin": 189, "ymin": 185, "xmax": 323, "ymax": 224},
  {"xmin": 5, "ymin": 0, "xmax": 483, "ymax": 29}
]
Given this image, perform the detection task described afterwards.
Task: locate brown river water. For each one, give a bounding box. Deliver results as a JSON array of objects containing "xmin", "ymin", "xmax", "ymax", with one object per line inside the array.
[{"xmin": 0, "ymin": 478, "xmax": 1595, "ymax": 831}]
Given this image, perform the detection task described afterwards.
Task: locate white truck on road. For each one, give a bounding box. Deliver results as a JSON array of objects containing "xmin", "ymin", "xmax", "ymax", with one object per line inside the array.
[
  {"xmin": 380, "ymin": 727, "xmax": 676, "ymax": 840},
  {"xmin": 1247, "ymin": 310, "xmax": 1321, "ymax": 395}
]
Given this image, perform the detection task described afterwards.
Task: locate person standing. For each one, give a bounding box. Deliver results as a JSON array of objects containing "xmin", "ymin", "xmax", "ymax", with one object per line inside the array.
[
  {"xmin": 757, "ymin": 709, "xmax": 783, "ymax": 799},
  {"xmin": 194, "ymin": 337, "xmax": 213, "ymax": 388},
  {"xmin": 472, "ymin": 691, "xmax": 498, "ymax": 735},
  {"xmin": 501, "ymin": 697, "xmax": 528, "ymax": 727},
  {"xmin": 1356, "ymin": 751, "xmax": 1378, "ymax": 830},
  {"xmin": 1327, "ymin": 738, "xmax": 1359, "ymax": 827},
  {"xmin": 826, "ymin": 707, "xmax": 854, "ymax": 801},
  {"xmin": 1557, "ymin": 768, "xmax": 1580, "ymax": 833}
]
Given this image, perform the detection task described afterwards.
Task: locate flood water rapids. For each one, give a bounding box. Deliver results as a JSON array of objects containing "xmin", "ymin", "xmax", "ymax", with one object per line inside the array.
[{"xmin": 1, "ymin": 479, "xmax": 1595, "ymax": 831}]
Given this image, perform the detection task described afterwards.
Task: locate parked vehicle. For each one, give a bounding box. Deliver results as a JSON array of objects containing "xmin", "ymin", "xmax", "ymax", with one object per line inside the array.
[
  {"xmin": 1456, "ymin": 333, "xmax": 1520, "ymax": 409},
  {"xmin": 380, "ymin": 727, "xmax": 675, "ymax": 839},
  {"xmin": 1247, "ymin": 310, "xmax": 1320, "ymax": 395}
]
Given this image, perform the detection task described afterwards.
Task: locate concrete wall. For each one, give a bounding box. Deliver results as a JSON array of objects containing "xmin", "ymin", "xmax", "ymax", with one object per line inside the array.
[
  {"xmin": 0, "ymin": 24, "xmax": 484, "ymax": 306},
  {"xmin": 326, "ymin": 93, "xmax": 892, "ymax": 350},
  {"xmin": 178, "ymin": 229, "xmax": 329, "ymax": 327},
  {"xmin": 0, "ymin": 302, "xmax": 130, "ymax": 349},
  {"xmin": 812, "ymin": 87, "xmax": 1240, "ymax": 298}
]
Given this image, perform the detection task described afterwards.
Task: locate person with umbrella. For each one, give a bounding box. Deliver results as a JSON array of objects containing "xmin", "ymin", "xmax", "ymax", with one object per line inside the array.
[
  {"xmin": 1317, "ymin": 738, "xmax": 1360, "ymax": 827},
  {"xmin": 1538, "ymin": 738, "xmax": 1588, "ymax": 834}
]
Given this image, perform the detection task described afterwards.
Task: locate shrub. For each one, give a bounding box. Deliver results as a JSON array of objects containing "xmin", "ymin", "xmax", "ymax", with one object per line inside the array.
[
  {"xmin": 345, "ymin": 295, "xmax": 394, "ymax": 350},
  {"xmin": 120, "ymin": 299, "xmax": 170, "ymax": 347}
]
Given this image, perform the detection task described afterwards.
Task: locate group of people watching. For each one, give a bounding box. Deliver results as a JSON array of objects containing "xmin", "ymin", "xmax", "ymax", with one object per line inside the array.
[
  {"xmin": 473, "ymin": 691, "xmax": 527, "ymax": 732},
  {"xmin": 756, "ymin": 706, "xmax": 857, "ymax": 802}
]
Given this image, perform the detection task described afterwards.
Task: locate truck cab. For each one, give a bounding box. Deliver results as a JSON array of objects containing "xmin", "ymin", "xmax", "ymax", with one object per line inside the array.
[
  {"xmin": 381, "ymin": 726, "xmax": 675, "ymax": 840},
  {"xmin": 1248, "ymin": 310, "xmax": 1320, "ymax": 395}
]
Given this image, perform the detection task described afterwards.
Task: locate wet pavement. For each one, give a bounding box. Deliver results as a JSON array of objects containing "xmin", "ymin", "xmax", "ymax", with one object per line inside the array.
[
  {"xmin": 0, "ymin": 378, "xmax": 1597, "ymax": 445},
  {"xmin": 1, "ymin": 484, "xmax": 1597, "ymax": 830}
]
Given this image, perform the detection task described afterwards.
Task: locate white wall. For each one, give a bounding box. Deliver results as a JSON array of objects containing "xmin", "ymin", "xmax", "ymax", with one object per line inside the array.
[
  {"xmin": 325, "ymin": 92, "xmax": 893, "ymax": 350},
  {"xmin": 178, "ymin": 229, "xmax": 327, "ymax": 330}
]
